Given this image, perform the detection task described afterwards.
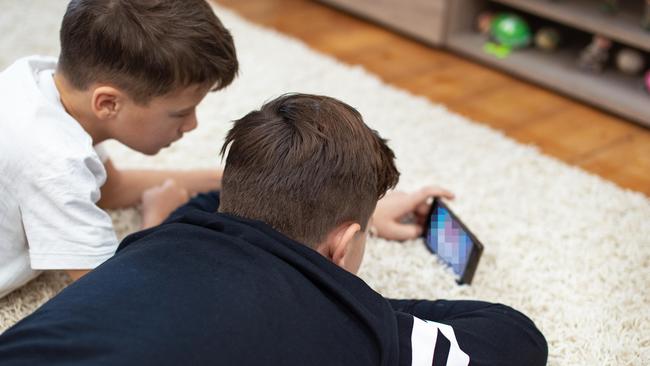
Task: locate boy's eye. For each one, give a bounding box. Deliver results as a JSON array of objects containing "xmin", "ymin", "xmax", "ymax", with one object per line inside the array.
[{"xmin": 170, "ymin": 111, "xmax": 192, "ymax": 118}]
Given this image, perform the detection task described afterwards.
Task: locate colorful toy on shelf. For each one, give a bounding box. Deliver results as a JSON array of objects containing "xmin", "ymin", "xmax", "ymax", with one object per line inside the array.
[
  {"xmin": 578, "ymin": 35, "xmax": 612, "ymax": 73},
  {"xmin": 641, "ymin": 0, "xmax": 650, "ymax": 31},
  {"xmin": 535, "ymin": 27, "xmax": 561, "ymax": 51},
  {"xmin": 490, "ymin": 13, "xmax": 532, "ymax": 49},
  {"xmin": 483, "ymin": 42, "xmax": 513, "ymax": 59},
  {"xmin": 476, "ymin": 11, "xmax": 494, "ymax": 35},
  {"xmin": 616, "ymin": 48, "xmax": 646, "ymax": 75},
  {"xmin": 601, "ymin": 0, "xmax": 619, "ymax": 14}
]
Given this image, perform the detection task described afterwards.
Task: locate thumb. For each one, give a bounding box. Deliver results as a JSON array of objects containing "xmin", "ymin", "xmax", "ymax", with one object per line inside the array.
[{"xmin": 415, "ymin": 186, "xmax": 455, "ymax": 202}]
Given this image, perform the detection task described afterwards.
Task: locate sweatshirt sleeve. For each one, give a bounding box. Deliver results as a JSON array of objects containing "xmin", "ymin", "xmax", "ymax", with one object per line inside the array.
[{"xmin": 390, "ymin": 299, "xmax": 548, "ymax": 366}]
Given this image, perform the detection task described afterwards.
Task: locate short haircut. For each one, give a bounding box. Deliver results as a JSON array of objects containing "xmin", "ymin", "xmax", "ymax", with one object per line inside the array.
[
  {"xmin": 219, "ymin": 94, "xmax": 400, "ymax": 248},
  {"xmin": 58, "ymin": 0, "xmax": 238, "ymax": 103}
]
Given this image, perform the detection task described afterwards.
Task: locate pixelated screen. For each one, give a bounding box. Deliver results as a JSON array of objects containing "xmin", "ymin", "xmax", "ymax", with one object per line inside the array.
[{"xmin": 426, "ymin": 204, "xmax": 475, "ymax": 278}]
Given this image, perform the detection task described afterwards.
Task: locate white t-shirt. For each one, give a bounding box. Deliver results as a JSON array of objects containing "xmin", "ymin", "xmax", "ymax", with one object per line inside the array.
[{"xmin": 0, "ymin": 56, "xmax": 118, "ymax": 298}]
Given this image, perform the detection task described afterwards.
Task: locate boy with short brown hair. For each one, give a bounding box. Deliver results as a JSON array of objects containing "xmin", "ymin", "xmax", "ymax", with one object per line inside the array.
[
  {"xmin": 0, "ymin": 0, "xmax": 238, "ymax": 297},
  {"xmin": 219, "ymin": 93, "xmax": 399, "ymax": 249}
]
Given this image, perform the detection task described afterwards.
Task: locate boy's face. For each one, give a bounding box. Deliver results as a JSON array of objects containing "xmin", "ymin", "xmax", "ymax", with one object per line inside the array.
[{"xmin": 111, "ymin": 84, "xmax": 211, "ymax": 155}]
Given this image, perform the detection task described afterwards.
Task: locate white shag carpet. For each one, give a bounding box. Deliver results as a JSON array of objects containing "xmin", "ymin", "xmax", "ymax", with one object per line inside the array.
[{"xmin": 1, "ymin": 1, "xmax": 649, "ymax": 364}]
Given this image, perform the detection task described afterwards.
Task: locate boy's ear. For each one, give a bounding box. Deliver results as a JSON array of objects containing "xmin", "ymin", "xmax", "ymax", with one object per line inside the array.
[
  {"xmin": 91, "ymin": 86, "xmax": 124, "ymax": 120},
  {"xmin": 318, "ymin": 222, "xmax": 361, "ymax": 268}
]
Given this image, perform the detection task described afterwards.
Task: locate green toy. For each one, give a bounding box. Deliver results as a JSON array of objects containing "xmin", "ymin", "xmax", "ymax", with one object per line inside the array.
[
  {"xmin": 483, "ymin": 42, "xmax": 512, "ymax": 59},
  {"xmin": 490, "ymin": 13, "xmax": 532, "ymax": 49}
]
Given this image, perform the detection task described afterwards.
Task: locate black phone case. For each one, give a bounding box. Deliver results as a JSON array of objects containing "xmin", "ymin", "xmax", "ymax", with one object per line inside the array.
[{"xmin": 423, "ymin": 198, "xmax": 484, "ymax": 285}]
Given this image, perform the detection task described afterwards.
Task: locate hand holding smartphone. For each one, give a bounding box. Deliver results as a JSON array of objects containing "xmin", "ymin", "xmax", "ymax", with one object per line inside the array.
[{"xmin": 423, "ymin": 199, "xmax": 484, "ymax": 285}]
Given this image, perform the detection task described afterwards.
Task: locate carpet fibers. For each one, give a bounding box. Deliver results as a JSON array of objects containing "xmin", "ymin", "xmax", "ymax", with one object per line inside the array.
[{"xmin": 0, "ymin": 1, "xmax": 648, "ymax": 364}]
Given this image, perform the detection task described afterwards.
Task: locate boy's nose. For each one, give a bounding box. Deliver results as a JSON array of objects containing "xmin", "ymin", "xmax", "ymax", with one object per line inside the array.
[{"xmin": 180, "ymin": 114, "xmax": 198, "ymax": 133}]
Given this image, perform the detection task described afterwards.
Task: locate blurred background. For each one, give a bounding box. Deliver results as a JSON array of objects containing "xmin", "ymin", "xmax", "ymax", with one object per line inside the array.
[{"xmin": 214, "ymin": 0, "xmax": 650, "ymax": 196}]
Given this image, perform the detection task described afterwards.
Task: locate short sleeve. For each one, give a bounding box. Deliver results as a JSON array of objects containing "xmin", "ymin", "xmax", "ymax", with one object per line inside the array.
[
  {"xmin": 20, "ymin": 155, "xmax": 118, "ymax": 270},
  {"xmin": 94, "ymin": 143, "xmax": 110, "ymax": 164}
]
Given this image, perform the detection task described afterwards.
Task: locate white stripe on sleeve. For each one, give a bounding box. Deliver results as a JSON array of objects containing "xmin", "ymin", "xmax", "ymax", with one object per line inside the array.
[
  {"xmin": 411, "ymin": 316, "xmax": 438, "ymax": 366},
  {"xmin": 410, "ymin": 316, "xmax": 470, "ymax": 366}
]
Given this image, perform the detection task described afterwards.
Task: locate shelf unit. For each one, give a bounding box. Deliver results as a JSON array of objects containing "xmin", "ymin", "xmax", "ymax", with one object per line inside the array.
[
  {"xmin": 446, "ymin": 0, "xmax": 650, "ymax": 127},
  {"xmin": 318, "ymin": 0, "xmax": 448, "ymax": 46},
  {"xmin": 493, "ymin": 0, "xmax": 649, "ymax": 52}
]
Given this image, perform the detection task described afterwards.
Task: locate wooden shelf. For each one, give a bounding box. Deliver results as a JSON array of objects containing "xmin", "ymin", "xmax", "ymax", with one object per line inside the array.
[
  {"xmin": 319, "ymin": 0, "xmax": 650, "ymax": 127},
  {"xmin": 318, "ymin": 0, "xmax": 448, "ymax": 46},
  {"xmin": 447, "ymin": 32, "xmax": 650, "ymax": 127},
  {"xmin": 491, "ymin": 0, "xmax": 650, "ymax": 52}
]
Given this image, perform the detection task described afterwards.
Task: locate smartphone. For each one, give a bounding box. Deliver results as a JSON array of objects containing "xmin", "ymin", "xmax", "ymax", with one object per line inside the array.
[{"xmin": 423, "ymin": 198, "xmax": 484, "ymax": 285}]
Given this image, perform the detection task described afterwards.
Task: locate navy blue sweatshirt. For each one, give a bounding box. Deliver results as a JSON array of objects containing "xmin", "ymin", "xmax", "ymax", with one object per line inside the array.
[{"xmin": 0, "ymin": 192, "xmax": 547, "ymax": 365}]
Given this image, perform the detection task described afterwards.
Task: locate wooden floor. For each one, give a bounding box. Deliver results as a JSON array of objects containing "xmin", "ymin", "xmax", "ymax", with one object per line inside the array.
[{"xmin": 215, "ymin": 0, "xmax": 650, "ymax": 197}]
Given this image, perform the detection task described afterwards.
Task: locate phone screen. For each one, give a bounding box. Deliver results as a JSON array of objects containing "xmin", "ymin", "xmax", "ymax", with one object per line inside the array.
[{"xmin": 425, "ymin": 202, "xmax": 478, "ymax": 282}]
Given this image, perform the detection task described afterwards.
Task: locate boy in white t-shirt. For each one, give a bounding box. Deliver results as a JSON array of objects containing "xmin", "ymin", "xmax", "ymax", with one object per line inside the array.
[{"xmin": 0, "ymin": 0, "xmax": 238, "ymax": 298}]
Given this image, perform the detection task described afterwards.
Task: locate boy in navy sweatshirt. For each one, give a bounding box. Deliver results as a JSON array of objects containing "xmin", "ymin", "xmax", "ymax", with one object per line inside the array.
[{"xmin": 0, "ymin": 94, "xmax": 547, "ymax": 366}]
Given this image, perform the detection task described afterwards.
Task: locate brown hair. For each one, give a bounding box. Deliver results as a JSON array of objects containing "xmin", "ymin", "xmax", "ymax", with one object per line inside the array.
[
  {"xmin": 57, "ymin": 0, "xmax": 238, "ymax": 104},
  {"xmin": 219, "ymin": 94, "xmax": 399, "ymax": 248}
]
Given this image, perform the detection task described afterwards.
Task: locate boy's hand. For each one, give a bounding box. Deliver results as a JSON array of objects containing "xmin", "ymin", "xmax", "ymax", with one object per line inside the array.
[
  {"xmin": 372, "ymin": 186, "xmax": 454, "ymax": 241},
  {"xmin": 141, "ymin": 179, "xmax": 190, "ymax": 229}
]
